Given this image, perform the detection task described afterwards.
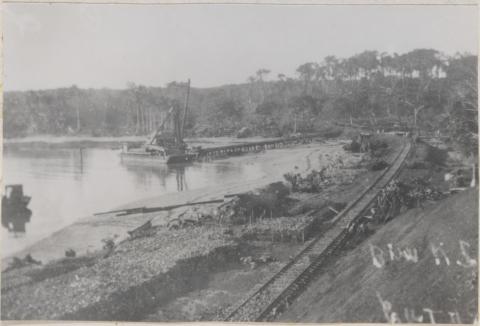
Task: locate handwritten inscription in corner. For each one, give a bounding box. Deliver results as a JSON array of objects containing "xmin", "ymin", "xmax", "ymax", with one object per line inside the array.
[
  {"xmin": 369, "ymin": 240, "xmax": 477, "ymax": 269},
  {"xmin": 376, "ymin": 291, "xmax": 470, "ymax": 324}
]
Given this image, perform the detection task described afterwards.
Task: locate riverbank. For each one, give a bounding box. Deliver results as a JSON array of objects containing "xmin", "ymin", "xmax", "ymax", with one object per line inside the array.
[
  {"xmin": 1, "ymin": 135, "xmax": 404, "ymax": 320},
  {"xmin": 2, "ymin": 138, "xmax": 349, "ymax": 264},
  {"xmin": 1, "ymin": 134, "xmax": 325, "ymax": 257}
]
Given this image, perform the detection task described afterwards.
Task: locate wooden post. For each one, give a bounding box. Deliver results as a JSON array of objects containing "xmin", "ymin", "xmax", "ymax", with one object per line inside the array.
[
  {"xmin": 79, "ymin": 147, "xmax": 83, "ymax": 174},
  {"xmin": 180, "ymin": 79, "xmax": 191, "ymax": 139}
]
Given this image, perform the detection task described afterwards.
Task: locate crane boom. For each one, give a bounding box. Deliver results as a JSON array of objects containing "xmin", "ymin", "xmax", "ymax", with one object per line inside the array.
[
  {"xmin": 147, "ymin": 106, "xmax": 174, "ymax": 145},
  {"xmin": 145, "ymin": 79, "xmax": 191, "ymax": 150},
  {"xmin": 180, "ymin": 79, "xmax": 191, "ymax": 140}
]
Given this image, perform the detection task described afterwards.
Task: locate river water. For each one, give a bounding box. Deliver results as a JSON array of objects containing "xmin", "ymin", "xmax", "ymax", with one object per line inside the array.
[{"xmin": 2, "ymin": 146, "xmax": 265, "ymax": 257}]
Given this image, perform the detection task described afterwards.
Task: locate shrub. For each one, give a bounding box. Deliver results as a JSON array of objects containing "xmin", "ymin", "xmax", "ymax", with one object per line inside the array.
[
  {"xmin": 320, "ymin": 126, "xmax": 343, "ymax": 139},
  {"xmin": 407, "ymin": 161, "xmax": 428, "ymax": 169},
  {"xmin": 343, "ymin": 140, "xmax": 361, "ymax": 152},
  {"xmin": 426, "ymin": 145, "xmax": 448, "ymax": 166},
  {"xmin": 369, "ymin": 160, "xmax": 389, "ymax": 171}
]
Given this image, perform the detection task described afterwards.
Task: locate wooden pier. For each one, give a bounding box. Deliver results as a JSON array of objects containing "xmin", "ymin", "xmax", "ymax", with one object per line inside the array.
[{"xmin": 196, "ymin": 134, "xmax": 319, "ymax": 159}]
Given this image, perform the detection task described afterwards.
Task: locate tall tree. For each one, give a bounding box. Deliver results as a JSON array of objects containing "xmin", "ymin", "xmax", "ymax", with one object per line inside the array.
[{"xmin": 296, "ymin": 62, "xmax": 317, "ymax": 94}]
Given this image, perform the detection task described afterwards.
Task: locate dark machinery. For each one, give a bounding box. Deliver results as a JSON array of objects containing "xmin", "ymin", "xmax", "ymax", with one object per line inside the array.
[
  {"xmin": 2, "ymin": 185, "xmax": 32, "ymax": 234},
  {"xmin": 121, "ymin": 79, "xmax": 197, "ymax": 164}
]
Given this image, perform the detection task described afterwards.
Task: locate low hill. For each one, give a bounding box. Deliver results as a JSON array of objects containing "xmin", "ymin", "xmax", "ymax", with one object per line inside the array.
[{"xmin": 279, "ymin": 187, "xmax": 478, "ymax": 324}]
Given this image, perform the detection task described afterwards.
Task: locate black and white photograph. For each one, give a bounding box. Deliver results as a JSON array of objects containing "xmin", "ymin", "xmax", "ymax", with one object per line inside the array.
[{"xmin": 1, "ymin": 2, "xmax": 478, "ymax": 323}]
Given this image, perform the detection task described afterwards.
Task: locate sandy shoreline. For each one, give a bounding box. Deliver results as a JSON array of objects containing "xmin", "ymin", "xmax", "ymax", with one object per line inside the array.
[{"xmin": 2, "ymin": 139, "xmax": 350, "ymax": 265}]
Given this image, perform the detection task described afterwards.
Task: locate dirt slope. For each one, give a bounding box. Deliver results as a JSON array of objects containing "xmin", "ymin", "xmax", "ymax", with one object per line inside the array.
[{"xmin": 279, "ymin": 188, "xmax": 478, "ymax": 324}]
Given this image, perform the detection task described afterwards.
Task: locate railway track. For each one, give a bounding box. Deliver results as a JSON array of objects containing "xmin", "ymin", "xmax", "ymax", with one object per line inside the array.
[{"xmin": 224, "ymin": 138, "xmax": 412, "ymax": 322}]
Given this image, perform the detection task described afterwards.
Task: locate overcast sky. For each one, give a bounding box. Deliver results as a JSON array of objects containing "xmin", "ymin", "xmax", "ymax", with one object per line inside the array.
[{"xmin": 4, "ymin": 4, "xmax": 478, "ymax": 91}]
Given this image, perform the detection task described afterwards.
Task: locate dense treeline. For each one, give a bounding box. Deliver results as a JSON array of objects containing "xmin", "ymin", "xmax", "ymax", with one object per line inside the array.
[{"xmin": 4, "ymin": 49, "xmax": 478, "ymax": 155}]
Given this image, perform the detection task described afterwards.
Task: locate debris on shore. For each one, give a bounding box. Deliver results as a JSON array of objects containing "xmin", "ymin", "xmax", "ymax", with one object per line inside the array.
[
  {"xmin": 283, "ymin": 154, "xmax": 357, "ymax": 193},
  {"xmin": 5, "ymin": 254, "xmax": 41, "ymax": 272}
]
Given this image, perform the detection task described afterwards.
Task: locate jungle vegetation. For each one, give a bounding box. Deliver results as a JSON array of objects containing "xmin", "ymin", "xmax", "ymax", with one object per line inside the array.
[{"xmin": 4, "ymin": 49, "xmax": 477, "ymax": 155}]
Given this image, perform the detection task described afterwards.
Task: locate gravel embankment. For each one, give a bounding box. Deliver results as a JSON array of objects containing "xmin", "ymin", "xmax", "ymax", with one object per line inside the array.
[{"xmin": 2, "ymin": 226, "xmax": 234, "ymax": 320}]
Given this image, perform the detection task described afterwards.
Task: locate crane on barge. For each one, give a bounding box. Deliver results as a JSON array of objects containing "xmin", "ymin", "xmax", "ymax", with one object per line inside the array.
[{"xmin": 121, "ymin": 79, "xmax": 197, "ymax": 164}]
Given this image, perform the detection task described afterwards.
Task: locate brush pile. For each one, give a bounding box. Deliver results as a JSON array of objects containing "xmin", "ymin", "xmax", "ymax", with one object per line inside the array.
[
  {"xmin": 399, "ymin": 177, "xmax": 445, "ymax": 208},
  {"xmin": 239, "ymin": 214, "xmax": 315, "ymax": 243},
  {"xmin": 5, "ymin": 254, "xmax": 42, "ymax": 272},
  {"xmin": 216, "ymin": 182, "xmax": 292, "ymax": 225},
  {"xmin": 368, "ymin": 159, "xmax": 389, "ymax": 171},
  {"xmin": 343, "ymin": 134, "xmax": 389, "ymax": 157},
  {"xmin": 369, "ymin": 180, "xmax": 403, "ymax": 223},
  {"xmin": 128, "ymin": 220, "xmax": 155, "ymax": 238},
  {"xmin": 365, "ymin": 177, "xmax": 445, "ymax": 225},
  {"xmin": 168, "ymin": 206, "xmax": 216, "ymax": 230},
  {"xmin": 369, "ymin": 137, "xmax": 389, "ymax": 157},
  {"xmin": 342, "ymin": 139, "xmax": 361, "ymax": 153},
  {"xmin": 240, "ymin": 255, "xmax": 277, "ymax": 269},
  {"xmin": 284, "ymin": 156, "xmax": 354, "ymax": 193}
]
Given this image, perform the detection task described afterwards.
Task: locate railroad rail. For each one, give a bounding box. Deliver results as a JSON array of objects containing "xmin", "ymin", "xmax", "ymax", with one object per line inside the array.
[{"xmin": 224, "ymin": 138, "xmax": 412, "ymax": 322}]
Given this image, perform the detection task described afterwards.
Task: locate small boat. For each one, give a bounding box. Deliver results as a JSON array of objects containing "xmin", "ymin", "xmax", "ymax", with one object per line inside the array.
[
  {"xmin": 2, "ymin": 184, "xmax": 32, "ymax": 234},
  {"xmin": 120, "ymin": 79, "xmax": 197, "ymax": 164},
  {"xmin": 2, "ymin": 184, "xmax": 31, "ymax": 213}
]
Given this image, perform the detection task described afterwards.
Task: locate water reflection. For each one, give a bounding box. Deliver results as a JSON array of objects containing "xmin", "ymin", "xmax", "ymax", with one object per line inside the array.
[
  {"xmin": 2, "ymin": 208, "xmax": 32, "ymax": 236},
  {"xmin": 175, "ymin": 166, "xmax": 187, "ymax": 191},
  {"xmin": 120, "ymin": 160, "xmax": 190, "ymax": 192},
  {"xmin": 3, "ymin": 147, "xmax": 86, "ymax": 180}
]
